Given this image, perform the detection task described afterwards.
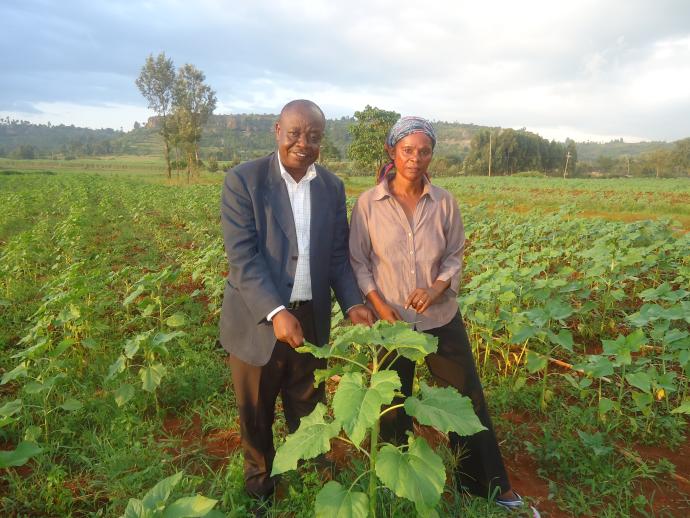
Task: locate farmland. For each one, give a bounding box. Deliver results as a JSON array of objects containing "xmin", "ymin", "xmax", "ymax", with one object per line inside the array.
[{"xmin": 1, "ymin": 159, "xmax": 689, "ymax": 517}]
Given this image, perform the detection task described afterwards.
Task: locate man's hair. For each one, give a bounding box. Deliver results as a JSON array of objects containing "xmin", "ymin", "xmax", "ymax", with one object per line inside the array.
[{"xmin": 279, "ymin": 99, "xmax": 325, "ymax": 123}]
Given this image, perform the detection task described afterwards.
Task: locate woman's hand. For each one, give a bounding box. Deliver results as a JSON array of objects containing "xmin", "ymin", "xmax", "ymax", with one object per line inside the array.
[
  {"xmin": 405, "ymin": 287, "xmax": 441, "ymax": 314},
  {"xmin": 374, "ymin": 301, "xmax": 402, "ymax": 323}
]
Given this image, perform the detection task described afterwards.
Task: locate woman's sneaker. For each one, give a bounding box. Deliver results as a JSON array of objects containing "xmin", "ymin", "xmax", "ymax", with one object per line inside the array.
[{"xmin": 495, "ymin": 492, "xmax": 541, "ymax": 517}]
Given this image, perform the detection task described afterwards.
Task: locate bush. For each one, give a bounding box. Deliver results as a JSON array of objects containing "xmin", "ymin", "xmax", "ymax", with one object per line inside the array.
[{"xmin": 207, "ymin": 156, "xmax": 219, "ymax": 172}]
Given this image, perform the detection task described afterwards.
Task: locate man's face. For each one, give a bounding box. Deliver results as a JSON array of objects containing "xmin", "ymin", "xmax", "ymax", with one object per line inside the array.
[{"xmin": 275, "ymin": 106, "xmax": 325, "ymax": 178}]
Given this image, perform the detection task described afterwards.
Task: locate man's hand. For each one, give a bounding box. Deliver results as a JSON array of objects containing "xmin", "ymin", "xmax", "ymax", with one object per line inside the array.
[
  {"xmin": 405, "ymin": 287, "xmax": 441, "ymax": 314},
  {"xmin": 272, "ymin": 310, "xmax": 304, "ymax": 348},
  {"xmin": 347, "ymin": 304, "xmax": 376, "ymax": 326}
]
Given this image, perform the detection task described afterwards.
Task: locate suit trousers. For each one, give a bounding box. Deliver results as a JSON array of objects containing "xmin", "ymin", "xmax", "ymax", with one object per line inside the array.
[
  {"xmin": 380, "ymin": 312, "xmax": 511, "ymax": 497},
  {"xmin": 227, "ymin": 302, "xmax": 326, "ymax": 498}
]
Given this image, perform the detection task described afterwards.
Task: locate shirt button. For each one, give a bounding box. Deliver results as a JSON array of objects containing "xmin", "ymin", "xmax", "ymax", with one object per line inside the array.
[
  {"xmin": 409, "ymin": 251, "xmax": 413, "ymax": 254},
  {"xmin": 410, "ymin": 270, "xmax": 414, "ymax": 274}
]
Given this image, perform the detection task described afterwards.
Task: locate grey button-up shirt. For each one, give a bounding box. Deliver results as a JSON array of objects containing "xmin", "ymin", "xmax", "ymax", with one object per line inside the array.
[{"xmin": 349, "ymin": 176, "xmax": 465, "ymax": 331}]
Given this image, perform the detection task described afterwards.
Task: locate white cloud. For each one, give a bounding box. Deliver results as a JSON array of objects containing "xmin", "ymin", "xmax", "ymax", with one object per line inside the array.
[
  {"xmin": 1, "ymin": 0, "xmax": 689, "ymax": 141},
  {"xmin": 1, "ymin": 102, "xmax": 150, "ymax": 130}
]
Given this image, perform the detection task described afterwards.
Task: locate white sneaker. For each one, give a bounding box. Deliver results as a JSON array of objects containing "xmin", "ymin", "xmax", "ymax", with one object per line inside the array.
[{"xmin": 495, "ymin": 492, "xmax": 541, "ymax": 517}]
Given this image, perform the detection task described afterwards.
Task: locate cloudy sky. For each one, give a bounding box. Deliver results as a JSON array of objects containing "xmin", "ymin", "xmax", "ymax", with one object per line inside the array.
[{"xmin": 2, "ymin": 0, "xmax": 689, "ymax": 142}]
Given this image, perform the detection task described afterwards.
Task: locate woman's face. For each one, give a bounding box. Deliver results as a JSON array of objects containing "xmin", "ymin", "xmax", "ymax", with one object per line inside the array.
[{"xmin": 389, "ymin": 132, "xmax": 433, "ymax": 183}]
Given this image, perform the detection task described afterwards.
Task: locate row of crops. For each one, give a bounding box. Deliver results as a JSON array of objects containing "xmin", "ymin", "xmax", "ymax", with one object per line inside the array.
[{"xmin": 1, "ymin": 171, "xmax": 689, "ymax": 516}]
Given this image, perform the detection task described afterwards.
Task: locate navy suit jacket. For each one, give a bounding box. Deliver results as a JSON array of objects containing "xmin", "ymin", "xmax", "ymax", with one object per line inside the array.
[{"xmin": 219, "ymin": 153, "xmax": 363, "ymax": 366}]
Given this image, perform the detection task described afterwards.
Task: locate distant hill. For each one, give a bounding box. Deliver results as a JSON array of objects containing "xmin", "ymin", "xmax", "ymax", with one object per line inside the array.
[
  {"xmin": 576, "ymin": 139, "xmax": 673, "ymax": 161},
  {"xmin": 0, "ymin": 115, "xmax": 680, "ymax": 164},
  {"xmin": 0, "ymin": 118, "xmax": 125, "ymax": 157}
]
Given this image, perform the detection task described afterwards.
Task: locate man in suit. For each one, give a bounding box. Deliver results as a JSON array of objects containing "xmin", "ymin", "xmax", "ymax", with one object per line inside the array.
[{"xmin": 219, "ymin": 99, "xmax": 374, "ymax": 501}]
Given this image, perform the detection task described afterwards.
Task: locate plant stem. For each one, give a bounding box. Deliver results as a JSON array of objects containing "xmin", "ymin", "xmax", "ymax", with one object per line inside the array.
[
  {"xmin": 334, "ymin": 436, "xmax": 370, "ymax": 458},
  {"xmin": 368, "ymin": 349, "xmax": 380, "ymax": 518},
  {"xmin": 378, "ymin": 403, "xmax": 405, "ymax": 419},
  {"xmin": 328, "ymin": 355, "xmax": 371, "ymax": 373},
  {"xmin": 541, "ymin": 362, "xmax": 548, "ymax": 411},
  {"xmin": 368, "ymin": 416, "xmax": 380, "ymax": 518}
]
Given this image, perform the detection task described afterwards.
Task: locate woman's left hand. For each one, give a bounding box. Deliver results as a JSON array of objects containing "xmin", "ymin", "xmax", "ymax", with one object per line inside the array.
[{"xmin": 404, "ymin": 287, "xmax": 441, "ymax": 314}]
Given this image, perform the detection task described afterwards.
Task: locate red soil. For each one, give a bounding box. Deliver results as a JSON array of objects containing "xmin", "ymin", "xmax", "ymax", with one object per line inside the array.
[
  {"xmin": 161, "ymin": 413, "xmax": 241, "ymax": 470},
  {"xmin": 631, "ymin": 435, "xmax": 690, "ymax": 516}
]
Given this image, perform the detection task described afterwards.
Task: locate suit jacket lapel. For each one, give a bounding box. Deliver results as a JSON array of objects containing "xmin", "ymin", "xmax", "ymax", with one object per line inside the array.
[
  {"xmin": 264, "ymin": 154, "xmax": 297, "ymax": 244},
  {"xmin": 309, "ymin": 168, "xmax": 328, "ymax": 264}
]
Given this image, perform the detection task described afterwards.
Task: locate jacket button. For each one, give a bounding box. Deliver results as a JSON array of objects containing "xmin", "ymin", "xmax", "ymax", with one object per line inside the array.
[
  {"xmin": 291, "ymin": 255, "xmax": 298, "ymax": 260},
  {"xmin": 287, "ymin": 282, "xmax": 293, "ymax": 287}
]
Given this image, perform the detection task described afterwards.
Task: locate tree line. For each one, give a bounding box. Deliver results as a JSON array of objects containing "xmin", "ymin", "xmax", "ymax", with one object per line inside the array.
[
  {"xmin": 3, "ymin": 98, "xmax": 689, "ymax": 179},
  {"xmin": 345, "ymin": 107, "xmax": 689, "ymax": 178}
]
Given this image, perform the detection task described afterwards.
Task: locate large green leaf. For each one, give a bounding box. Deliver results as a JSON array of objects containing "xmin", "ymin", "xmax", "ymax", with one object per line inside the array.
[
  {"xmin": 575, "ymin": 355, "xmax": 614, "ymax": 379},
  {"xmin": 295, "ymin": 341, "xmax": 343, "ymax": 359},
  {"xmin": 547, "ymin": 329, "xmax": 574, "ymax": 351},
  {"xmin": 142, "ymin": 472, "xmax": 183, "ymax": 509},
  {"xmin": 330, "ymin": 321, "xmax": 439, "ymax": 360},
  {"xmin": 671, "ymin": 401, "xmax": 690, "ymax": 414},
  {"xmin": 152, "ymin": 331, "xmax": 185, "ymax": 346},
  {"xmin": 114, "ymin": 384, "xmax": 136, "ymax": 407},
  {"xmin": 107, "ymin": 355, "xmax": 127, "ymax": 380},
  {"xmin": 0, "ymin": 441, "xmax": 43, "ymax": 468},
  {"xmin": 0, "ymin": 398, "xmax": 22, "ymax": 417},
  {"xmin": 314, "ymin": 481, "xmax": 368, "ymax": 518},
  {"xmin": 162, "ymin": 495, "xmax": 218, "ymax": 518},
  {"xmin": 509, "ymin": 324, "xmax": 538, "ymax": 344},
  {"xmin": 603, "ymin": 330, "xmax": 646, "ymax": 366},
  {"xmin": 333, "ymin": 370, "xmax": 400, "ymax": 446},
  {"xmin": 122, "ymin": 285, "xmax": 144, "ymax": 306},
  {"xmin": 59, "ymin": 398, "xmax": 83, "ymax": 412},
  {"xmin": 331, "ymin": 324, "xmax": 380, "ymax": 351},
  {"xmin": 272, "ymin": 403, "xmax": 340, "ymax": 475},
  {"xmin": 375, "ymin": 436, "xmax": 445, "ymax": 514},
  {"xmin": 1, "ymin": 362, "xmax": 28, "ymax": 385},
  {"xmin": 404, "ymin": 383, "xmax": 486, "ymax": 436},
  {"xmin": 121, "ymin": 498, "xmax": 148, "ymax": 518},
  {"xmin": 626, "ymin": 372, "xmax": 652, "ymax": 393},
  {"xmin": 123, "ymin": 285, "xmax": 145, "ymax": 306},
  {"xmin": 525, "ymin": 350, "xmax": 547, "ymax": 373},
  {"xmin": 139, "ymin": 363, "xmax": 167, "ymax": 393},
  {"xmin": 165, "ymin": 313, "xmax": 187, "ymax": 328},
  {"xmin": 124, "ymin": 339, "xmax": 141, "ymax": 359},
  {"xmin": 548, "ymin": 301, "xmax": 574, "ymax": 321},
  {"xmin": 377, "ymin": 321, "xmax": 438, "ymax": 361}
]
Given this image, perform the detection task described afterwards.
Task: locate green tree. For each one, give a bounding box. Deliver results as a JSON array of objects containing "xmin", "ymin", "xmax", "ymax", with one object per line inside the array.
[
  {"xmin": 319, "ymin": 133, "xmax": 341, "ymax": 161},
  {"xmin": 135, "ymin": 53, "xmax": 176, "ymax": 179},
  {"xmin": 10, "ymin": 144, "xmax": 37, "ymax": 159},
  {"xmin": 348, "ymin": 105, "xmax": 400, "ymax": 175},
  {"xmin": 671, "ymin": 137, "xmax": 690, "ymax": 176},
  {"xmin": 172, "ymin": 64, "xmax": 217, "ymax": 182}
]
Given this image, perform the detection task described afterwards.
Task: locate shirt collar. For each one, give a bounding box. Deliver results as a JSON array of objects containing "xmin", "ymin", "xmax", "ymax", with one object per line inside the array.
[
  {"xmin": 373, "ymin": 173, "xmax": 436, "ymax": 201},
  {"xmin": 278, "ymin": 156, "xmax": 317, "ymax": 185}
]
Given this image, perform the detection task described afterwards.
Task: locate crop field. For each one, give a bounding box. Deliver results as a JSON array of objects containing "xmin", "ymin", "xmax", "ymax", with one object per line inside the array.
[{"xmin": 1, "ymin": 162, "xmax": 689, "ymax": 517}]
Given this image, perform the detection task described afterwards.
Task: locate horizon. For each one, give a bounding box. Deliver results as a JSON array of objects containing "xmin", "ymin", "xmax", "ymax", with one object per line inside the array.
[{"xmin": 1, "ymin": 113, "xmax": 676, "ymax": 146}]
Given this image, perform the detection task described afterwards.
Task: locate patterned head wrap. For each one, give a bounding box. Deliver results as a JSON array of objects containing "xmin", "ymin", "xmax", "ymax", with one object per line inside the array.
[
  {"xmin": 377, "ymin": 116, "xmax": 436, "ymax": 183},
  {"xmin": 386, "ymin": 116, "xmax": 437, "ymax": 149}
]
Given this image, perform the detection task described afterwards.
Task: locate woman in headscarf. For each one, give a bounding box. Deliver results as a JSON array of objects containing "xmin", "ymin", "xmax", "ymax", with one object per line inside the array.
[{"xmin": 349, "ymin": 116, "xmax": 539, "ymax": 516}]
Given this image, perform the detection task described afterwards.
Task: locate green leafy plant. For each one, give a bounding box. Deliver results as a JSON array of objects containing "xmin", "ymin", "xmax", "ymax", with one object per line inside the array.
[
  {"xmin": 120, "ymin": 472, "xmax": 223, "ymax": 518},
  {"xmin": 271, "ymin": 321, "xmax": 486, "ymax": 517}
]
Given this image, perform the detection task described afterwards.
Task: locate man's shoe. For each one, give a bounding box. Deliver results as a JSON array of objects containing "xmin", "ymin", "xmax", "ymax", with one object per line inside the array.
[{"xmin": 495, "ymin": 492, "xmax": 541, "ymax": 517}]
